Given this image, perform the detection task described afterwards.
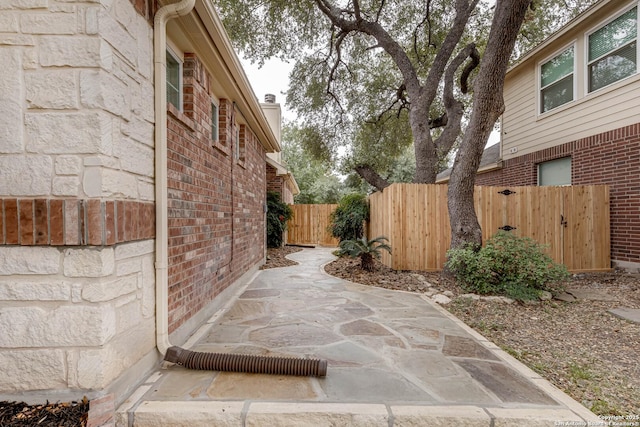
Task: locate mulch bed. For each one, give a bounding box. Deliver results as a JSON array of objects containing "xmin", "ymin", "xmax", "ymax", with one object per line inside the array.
[{"xmin": 0, "ymin": 399, "xmax": 88, "ymax": 426}]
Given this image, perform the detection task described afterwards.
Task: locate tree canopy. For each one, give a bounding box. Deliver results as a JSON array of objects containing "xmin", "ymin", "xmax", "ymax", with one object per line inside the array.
[
  {"xmin": 219, "ymin": 0, "xmax": 597, "ymax": 248},
  {"xmin": 281, "ymin": 122, "xmax": 346, "ymax": 204},
  {"xmin": 220, "ymin": 0, "xmax": 595, "ymax": 183}
]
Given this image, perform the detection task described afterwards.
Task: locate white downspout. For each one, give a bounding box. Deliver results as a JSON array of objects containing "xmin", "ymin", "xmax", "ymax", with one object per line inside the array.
[{"xmin": 154, "ymin": 0, "xmax": 196, "ymax": 355}]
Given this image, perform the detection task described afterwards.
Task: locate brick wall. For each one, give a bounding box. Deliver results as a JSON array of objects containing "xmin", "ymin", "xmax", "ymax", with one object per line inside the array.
[
  {"xmin": 0, "ymin": 0, "xmax": 159, "ymax": 401},
  {"xmin": 267, "ymin": 164, "xmax": 285, "ymax": 195},
  {"xmin": 0, "ymin": 199, "xmax": 154, "ymax": 246},
  {"xmin": 476, "ymin": 123, "xmax": 640, "ymax": 265},
  {"xmin": 166, "ymin": 54, "xmax": 266, "ymax": 333}
]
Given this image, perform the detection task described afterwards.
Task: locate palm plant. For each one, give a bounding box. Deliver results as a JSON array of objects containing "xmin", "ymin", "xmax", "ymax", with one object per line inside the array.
[{"xmin": 337, "ymin": 236, "xmax": 392, "ymax": 272}]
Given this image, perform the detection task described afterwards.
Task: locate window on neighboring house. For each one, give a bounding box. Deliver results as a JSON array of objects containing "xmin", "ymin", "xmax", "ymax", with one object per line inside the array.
[
  {"xmin": 588, "ymin": 6, "xmax": 638, "ymax": 93},
  {"xmin": 540, "ymin": 46, "xmax": 575, "ymax": 113},
  {"xmin": 538, "ymin": 157, "xmax": 571, "ymax": 186},
  {"xmin": 166, "ymin": 49, "xmax": 182, "ymax": 110},
  {"xmin": 211, "ymin": 101, "xmax": 219, "ymax": 143}
]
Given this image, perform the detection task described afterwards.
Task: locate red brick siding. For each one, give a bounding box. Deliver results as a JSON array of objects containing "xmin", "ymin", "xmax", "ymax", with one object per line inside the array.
[
  {"xmin": 0, "ymin": 198, "xmax": 154, "ymax": 246},
  {"xmin": 266, "ymin": 164, "xmax": 285, "ymax": 196},
  {"xmin": 166, "ymin": 54, "xmax": 266, "ymax": 333},
  {"xmin": 476, "ymin": 123, "xmax": 640, "ymax": 264}
]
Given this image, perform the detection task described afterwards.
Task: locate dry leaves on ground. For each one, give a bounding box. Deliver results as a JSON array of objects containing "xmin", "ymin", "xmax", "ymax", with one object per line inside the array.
[
  {"xmin": 0, "ymin": 399, "xmax": 88, "ymax": 426},
  {"xmin": 260, "ymin": 246, "xmax": 304, "ymax": 269}
]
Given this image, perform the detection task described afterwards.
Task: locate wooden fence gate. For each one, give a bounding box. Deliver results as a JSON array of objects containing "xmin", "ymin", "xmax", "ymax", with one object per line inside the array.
[
  {"xmin": 287, "ymin": 204, "xmax": 339, "ymax": 247},
  {"xmin": 368, "ymin": 183, "xmax": 610, "ymax": 272}
]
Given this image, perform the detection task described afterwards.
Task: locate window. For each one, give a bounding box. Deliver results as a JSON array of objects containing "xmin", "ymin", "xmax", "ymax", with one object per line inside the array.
[
  {"xmin": 540, "ymin": 46, "xmax": 574, "ymax": 113},
  {"xmin": 538, "ymin": 157, "xmax": 571, "ymax": 186},
  {"xmin": 588, "ymin": 6, "xmax": 638, "ymax": 92},
  {"xmin": 211, "ymin": 101, "xmax": 219, "ymax": 143},
  {"xmin": 166, "ymin": 49, "xmax": 182, "ymax": 110}
]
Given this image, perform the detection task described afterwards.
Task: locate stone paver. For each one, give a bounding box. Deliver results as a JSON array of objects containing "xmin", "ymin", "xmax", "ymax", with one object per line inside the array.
[
  {"xmin": 609, "ymin": 307, "xmax": 640, "ymax": 324},
  {"xmin": 118, "ymin": 248, "xmax": 600, "ymax": 426}
]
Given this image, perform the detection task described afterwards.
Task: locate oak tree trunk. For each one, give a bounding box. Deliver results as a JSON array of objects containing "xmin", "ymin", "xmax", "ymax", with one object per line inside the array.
[{"xmin": 447, "ymin": 0, "xmax": 533, "ymax": 250}]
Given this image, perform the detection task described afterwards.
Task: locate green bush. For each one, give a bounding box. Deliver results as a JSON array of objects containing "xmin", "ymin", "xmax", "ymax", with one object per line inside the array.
[
  {"xmin": 266, "ymin": 192, "xmax": 293, "ymax": 248},
  {"xmin": 445, "ymin": 231, "xmax": 569, "ymax": 301},
  {"xmin": 329, "ymin": 193, "xmax": 369, "ymax": 242},
  {"xmin": 337, "ymin": 236, "xmax": 391, "ymax": 271}
]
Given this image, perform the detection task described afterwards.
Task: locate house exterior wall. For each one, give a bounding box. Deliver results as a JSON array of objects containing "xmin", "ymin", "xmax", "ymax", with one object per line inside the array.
[
  {"xmin": 491, "ymin": 0, "xmax": 640, "ymax": 270},
  {"xmin": 0, "ymin": 0, "xmax": 158, "ymax": 402},
  {"xmin": 0, "ymin": 0, "xmax": 277, "ymax": 407},
  {"xmin": 166, "ymin": 54, "xmax": 266, "ymax": 334},
  {"xmin": 477, "ymin": 123, "xmax": 640, "ymax": 268},
  {"xmin": 501, "ymin": 0, "xmax": 640, "ymax": 161}
]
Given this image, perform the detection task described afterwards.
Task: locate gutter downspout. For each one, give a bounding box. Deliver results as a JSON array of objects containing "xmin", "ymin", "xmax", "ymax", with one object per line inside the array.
[
  {"xmin": 154, "ymin": 0, "xmax": 196, "ymax": 356},
  {"xmin": 150, "ymin": 1, "xmax": 327, "ymax": 377}
]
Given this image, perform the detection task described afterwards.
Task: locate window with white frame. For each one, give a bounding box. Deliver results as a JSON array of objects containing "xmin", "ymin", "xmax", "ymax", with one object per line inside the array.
[
  {"xmin": 540, "ymin": 46, "xmax": 575, "ymax": 113},
  {"xmin": 166, "ymin": 49, "xmax": 182, "ymax": 110},
  {"xmin": 588, "ymin": 6, "xmax": 638, "ymax": 93},
  {"xmin": 538, "ymin": 157, "xmax": 571, "ymax": 186},
  {"xmin": 211, "ymin": 100, "xmax": 219, "ymax": 143}
]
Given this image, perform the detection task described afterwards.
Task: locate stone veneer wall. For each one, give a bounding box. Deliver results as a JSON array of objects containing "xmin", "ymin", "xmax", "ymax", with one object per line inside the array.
[
  {"xmin": 476, "ymin": 123, "xmax": 640, "ymax": 268},
  {"xmin": 0, "ymin": 0, "xmax": 157, "ymax": 402},
  {"xmin": 166, "ymin": 54, "xmax": 267, "ymax": 334}
]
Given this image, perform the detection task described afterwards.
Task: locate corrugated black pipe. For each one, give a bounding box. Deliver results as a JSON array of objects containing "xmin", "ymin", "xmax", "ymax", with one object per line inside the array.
[{"xmin": 164, "ymin": 346, "xmax": 328, "ymax": 377}]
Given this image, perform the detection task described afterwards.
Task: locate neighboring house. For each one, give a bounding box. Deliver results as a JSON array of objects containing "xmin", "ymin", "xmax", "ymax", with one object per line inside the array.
[
  {"xmin": 0, "ymin": 0, "xmax": 293, "ymax": 419},
  {"xmin": 440, "ymin": 0, "xmax": 640, "ymax": 271},
  {"xmin": 262, "ymin": 94, "xmax": 300, "ymax": 205}
]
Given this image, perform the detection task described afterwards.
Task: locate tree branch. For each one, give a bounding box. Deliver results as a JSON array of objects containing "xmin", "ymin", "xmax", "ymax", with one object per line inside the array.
[
  {"xmin": 354, "ymin": 164, "xmax": 390, "ymax": 191},
  {"xmin": 460, "ymin": 46, "xmax": 480, "ymax": 94},
  {"xmin": 435, "ymin": 43, "xmax": 479, "ymax": 155},
  {"xmin": 314, "ymin": 0, "xmax": 422, "ymax": 100},
  {"xmin": 413, "ymin": 0, "xmax": 435, "ymax": 63},
  {"xmin": 375, "ymin": 0, "xmax": 386, "ymax": 22},
  {"xmin": 421, "ymin": 0, "xmax": 480, "ymax": 105}
]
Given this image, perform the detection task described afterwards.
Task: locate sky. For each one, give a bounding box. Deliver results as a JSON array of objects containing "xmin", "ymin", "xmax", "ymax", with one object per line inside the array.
[{"xmin": 240, "ymin": 56, "xmax": 296, "ymax": 121}]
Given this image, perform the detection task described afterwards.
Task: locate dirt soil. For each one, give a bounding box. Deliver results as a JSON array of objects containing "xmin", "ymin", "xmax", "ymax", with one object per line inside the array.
[{"xmin": 0, "ymin": 399, "xmax": 88, "ymax": 426}]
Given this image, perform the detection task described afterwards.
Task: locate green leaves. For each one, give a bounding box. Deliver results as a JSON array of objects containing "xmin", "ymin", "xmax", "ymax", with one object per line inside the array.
[
  {"xmin": 337, "ymin": 236, "xmax": 392, "ymax": 271},
  {"xmin": 266, "ymin": 192, "xmax": 293, "ymax": 248},
  {"xmin": 329, "ymin": 193, "xmax": 370, "ymax": 242},
  {"xmin": 445, "ymin": 231, "xmax": 570, "ymax": 301}
]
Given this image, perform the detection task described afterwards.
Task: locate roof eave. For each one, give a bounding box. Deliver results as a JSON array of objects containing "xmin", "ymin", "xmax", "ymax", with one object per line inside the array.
[{"xmin": 176, "ymin": 0, "xmax": 281, "ymax": 153}]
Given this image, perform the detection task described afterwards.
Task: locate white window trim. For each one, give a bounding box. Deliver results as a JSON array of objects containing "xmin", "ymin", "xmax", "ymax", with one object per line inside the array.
[
  {"xmin": 537, "ymin": 41, "xmax": 577, "ymax": 115},
  {"xmin": 166, "ymin": 47, "xmax": 183, "ymax": 112},
  {"xmin": 584, "ymin": 4, "xmax": 639, "ymax": 95}
]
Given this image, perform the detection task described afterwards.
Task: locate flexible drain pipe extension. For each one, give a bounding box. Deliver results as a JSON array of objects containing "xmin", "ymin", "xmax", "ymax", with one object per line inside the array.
[
  {"xmin": 153, "ymin": 1, "xmax": 328, "ymax": 377},
  {"xmin": 165, "ymin": 347, "xmax": 328, "ymax": 377}
]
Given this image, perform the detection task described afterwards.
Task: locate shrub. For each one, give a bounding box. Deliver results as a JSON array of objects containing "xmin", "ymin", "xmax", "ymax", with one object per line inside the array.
[
  {"xmin": 329, "ymin": 193, "xmax": 369, "ymax": 242},
  {"xmin": 445, "ymin": 231, "xmax": 569, "ymax": 301},
  {"xmin": 337, "ymin": 236, "xmax": 391, "ymax": 271},
  {"xmin": 266, "ymin": 192, "xmax": 293, "ymax": 248}
]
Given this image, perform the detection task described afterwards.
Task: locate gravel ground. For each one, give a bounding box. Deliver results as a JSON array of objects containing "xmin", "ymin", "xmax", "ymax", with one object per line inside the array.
[{"xmin": 321, "ymin": 252, "xmax": 640, "ymax": 417}]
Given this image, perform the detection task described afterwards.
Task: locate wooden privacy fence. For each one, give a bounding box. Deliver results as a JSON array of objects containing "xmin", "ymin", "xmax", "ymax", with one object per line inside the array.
[
  {"xmin": 287, "ymin": 204, "xmax": 339, "ymax": 246},
  {"xmin": 368, "ymin": 183, "xmax": 610, "ymax": 272}
]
